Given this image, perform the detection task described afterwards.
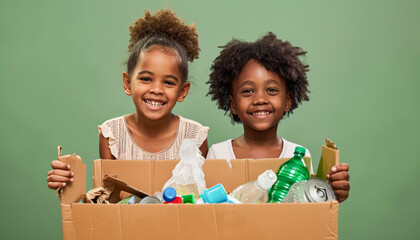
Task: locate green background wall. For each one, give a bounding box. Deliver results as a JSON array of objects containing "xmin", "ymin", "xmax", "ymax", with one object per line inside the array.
[{"xmin": 1, "ymin": 0, "xmax": 419, "ymax": 239}]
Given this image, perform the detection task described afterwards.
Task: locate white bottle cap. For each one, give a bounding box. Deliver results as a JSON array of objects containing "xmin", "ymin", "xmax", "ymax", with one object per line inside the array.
[{"xmin": 257, "ymin": 170, "xmax": 277, "ymax": 190}]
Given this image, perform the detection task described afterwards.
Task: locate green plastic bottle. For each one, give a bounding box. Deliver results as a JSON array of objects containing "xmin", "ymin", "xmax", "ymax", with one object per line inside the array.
[{"xmin": 268, "ymin": 146, "xmax": 310, "ymax": 203}]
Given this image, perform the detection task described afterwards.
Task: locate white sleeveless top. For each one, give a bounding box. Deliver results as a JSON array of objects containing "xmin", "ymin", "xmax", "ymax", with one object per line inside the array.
[
  {"xmin": 98, "ymin": 115, "xmax": 209, "ymax": 160},
  {"xmin": 206, "ymin": 138, "xmax": 313, "ymax": 173}
]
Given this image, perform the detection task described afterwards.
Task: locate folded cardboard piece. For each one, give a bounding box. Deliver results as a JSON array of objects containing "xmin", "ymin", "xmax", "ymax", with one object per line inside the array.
[
  {"xmin": 316, "ymin": 139, "xmax": 340, "ymax": 181},
  {"xmin": 84, "ymin": 175, "xmax": 150, "ymax": 204},
  {"xmin": 59, "ymin": 140, "xmax": 340, "ymax": 240}
]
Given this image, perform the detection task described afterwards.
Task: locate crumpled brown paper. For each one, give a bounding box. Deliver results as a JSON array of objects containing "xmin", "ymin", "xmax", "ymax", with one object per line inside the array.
[{"xmin": 85, "ymin": 186, "xmax": 115, "ymax": 204}]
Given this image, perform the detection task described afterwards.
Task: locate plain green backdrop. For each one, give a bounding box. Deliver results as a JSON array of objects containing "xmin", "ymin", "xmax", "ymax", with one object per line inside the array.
[{"xmin": 1, "ymin": 0, "xmax": 419, "ymax": 239}]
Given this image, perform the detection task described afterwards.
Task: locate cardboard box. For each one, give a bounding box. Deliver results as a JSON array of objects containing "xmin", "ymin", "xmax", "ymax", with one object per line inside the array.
[{"xmin": 59, "ymin": 142, "xmax": 339, "ymax": 240}]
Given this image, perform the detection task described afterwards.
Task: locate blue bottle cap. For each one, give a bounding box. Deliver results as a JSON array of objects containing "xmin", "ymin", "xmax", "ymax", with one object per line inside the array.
[{"xmin": 163, "ymin": 187, "xmax": 177, "ymax": 202}]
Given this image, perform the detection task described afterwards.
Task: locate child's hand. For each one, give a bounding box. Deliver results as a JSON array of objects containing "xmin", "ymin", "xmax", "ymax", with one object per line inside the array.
[
  {"xmin": 326, "ymin": 163, "xmax": 350, "ymax": 203},
  {"xmin": 47, "ymin": 160, "xmax": 74, "ymax": 190}
]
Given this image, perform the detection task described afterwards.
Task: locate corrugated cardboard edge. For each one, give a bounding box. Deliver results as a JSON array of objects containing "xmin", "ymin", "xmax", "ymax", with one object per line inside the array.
[
  {"xmin": 93, "ymin": 159, "xmax": 102, "ymax": 188},
  {"xmin": 328, "ymin": 200, "xmax": 339, "ymax": 239},
  {"xmin": 316, "ymin": 139, "xmax": 340, "ymax": 181},
  {"xmin": 58, "ymin": 153, "xmax": 86, "ymax": 240},
  {"xmin": 61, "ymin": 204, "xmax": 75, "ymax": 240}
]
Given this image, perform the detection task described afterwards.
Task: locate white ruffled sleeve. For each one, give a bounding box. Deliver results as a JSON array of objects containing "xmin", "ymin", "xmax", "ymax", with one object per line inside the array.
[
  {"xmin": 195, "ymin": 125, "xmax": 209, "ymax": 147},
  {"xmin": 98, "ymin": 121, "xmax": 119, "ymax": 159}
]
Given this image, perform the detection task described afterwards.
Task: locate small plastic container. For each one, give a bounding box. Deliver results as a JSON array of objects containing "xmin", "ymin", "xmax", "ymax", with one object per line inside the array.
[
  {"xmin": 196, "ymin": 184, "xmax": 228, "ymax": 204},
  {"xmin": 181, "ymin": 195, "xmax": 195, "ymax": 204}
]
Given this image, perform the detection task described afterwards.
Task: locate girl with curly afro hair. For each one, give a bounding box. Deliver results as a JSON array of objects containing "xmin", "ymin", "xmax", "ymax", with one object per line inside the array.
[
  {"xmin": 206, "ymin": 33, "xmax": 350, "ymax": 203},
  {"xmin": 48, "ymin": 9, "xmax": 209, "ymax": 190}
]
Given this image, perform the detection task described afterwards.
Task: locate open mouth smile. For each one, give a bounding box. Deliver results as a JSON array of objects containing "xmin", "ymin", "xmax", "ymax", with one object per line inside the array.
[
  {"xmin": 252, "ymin": 111, "xmax": 271, "ymax": 116},
  {"xmin": 249, "ymin": 111, "xmax": 273, "ymax": 119},
  {"xmin": 144, "ymin": 99, "xmax": 166, "ymax": 107}
]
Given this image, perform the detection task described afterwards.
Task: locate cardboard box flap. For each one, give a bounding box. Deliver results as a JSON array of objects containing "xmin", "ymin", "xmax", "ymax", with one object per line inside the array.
[
  {"xmin": 203, "ymin": 159, "xmax": 248, "ymax": 192},
  {"xmin": 93, "ymin": 159, "xmax": 179, "ymax": 194},
  {"xmin": 58, "ymin": 153, "xmax": 86, "ymax": 204},
  {"xmin": 316, "ymin": 139, "xmax": 340, "ymax": 180},
  {"xmin": 95, "ymin": 158, "xmax": 312, "ymax": 193}
]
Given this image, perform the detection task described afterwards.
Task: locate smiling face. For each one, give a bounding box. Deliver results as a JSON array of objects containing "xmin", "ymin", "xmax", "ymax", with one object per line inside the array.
[
  {"xmin": 123, "ymin": 46, "xmax": 190, "ymax": 121},
  {"xmin": 230, "ymin": 59, "xmax": 291, "ymax": 132}
]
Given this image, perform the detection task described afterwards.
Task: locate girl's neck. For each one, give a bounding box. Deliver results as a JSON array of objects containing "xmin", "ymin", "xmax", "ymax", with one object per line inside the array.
[
  {"xmin": 133, "ymin": 112, "xmax": 177, "ymax": 136},
  {"xmin": 241, "ymin": 125, "xmax": 280, "ymax": 146},
  {"xmin": 232, "ymin": 125, "xmax": 283, "ymax": 159},
  {"xmin": 124, "ymin": 112, "xmax": 179, "ymax": 154}
]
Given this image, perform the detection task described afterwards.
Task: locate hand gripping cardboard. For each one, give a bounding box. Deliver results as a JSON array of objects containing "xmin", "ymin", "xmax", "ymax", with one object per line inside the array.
[
  {"xmin": 57, "ymin": 152, "xmax": 86, "ymax": 240},
  {"xmin": 58, "ymin": 139, "xmax": 340, "ymax": 240}
]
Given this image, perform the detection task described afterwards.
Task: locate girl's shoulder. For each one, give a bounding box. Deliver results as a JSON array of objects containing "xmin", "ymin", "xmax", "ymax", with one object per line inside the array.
[
  {"xmin": 281, "ymin": 138, "xmax": 311, "ymax": 157},
  {"xmin": 178, "ymin": 115, "xmax": 208, "ymax": 128},
  {"xmin": 97, "ymin": 115, "xmax": 127, "ymax": 159},
  {"xmin": 281, "ymin": 138, "xmax": 313, "ymax": 174},
  {"xmin": 177, "ymin": 115, "xmax": 209, "ymax": 146},
  {"xmin": 209, "ymin": 139, "xmax": 233, "ymax": 149},
  {"xmin": 206, "ymin": 139, "xmax": 234, "ymax": 159},
  {"xmin": 177, "ymin": 115, "xmax": 209, "ymax": 134},
  {"xmin": 100, "ymin": 115, "xmax": 125, "ymax": 126}
]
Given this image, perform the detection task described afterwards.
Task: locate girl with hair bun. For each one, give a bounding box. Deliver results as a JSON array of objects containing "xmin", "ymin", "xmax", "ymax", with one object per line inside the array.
[{"xmin": 47, "ymin": 9, "xmax": 208, "ymax": 190}]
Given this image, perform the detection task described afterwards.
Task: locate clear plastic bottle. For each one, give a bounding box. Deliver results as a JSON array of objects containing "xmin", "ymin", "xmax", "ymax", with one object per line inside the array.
[
  {"xmin": 229, "ymin": 170, "xmax": 277, "ymax": 204},
  {"xmin": 268, "ymin": 146, "xmax": 310, "ymax": 203}
]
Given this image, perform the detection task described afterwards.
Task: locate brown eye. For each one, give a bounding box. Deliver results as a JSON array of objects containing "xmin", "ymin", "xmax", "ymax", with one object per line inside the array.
[
  {"xmin": 139, "ymin": 77, "xmax": 152, "ymax": 82},
  {"xmin": 241, "ymin": 89, "xmax": 253, "ymax": 94},
  {"xmin": 267, "ymin": 88, "xmax": 279, "ymax": 95},
  {"xmin": 164, "ymin": 80, "xmax": 176, "ymax": 86}
]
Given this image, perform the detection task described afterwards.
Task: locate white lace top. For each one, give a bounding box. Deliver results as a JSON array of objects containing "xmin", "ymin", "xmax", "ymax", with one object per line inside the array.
[{"xmin": 98, "ymin": 115, "xmax": 209, "ymax": 160}]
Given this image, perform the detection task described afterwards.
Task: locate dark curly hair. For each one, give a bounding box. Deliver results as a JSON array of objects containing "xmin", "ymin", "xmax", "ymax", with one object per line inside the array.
[
  {"xmin": 127, "ymin": 9, "xmax": 200, "ymax": 84},
  {"xmin": 207, "ymin": 32, "xmax": 310, "ymax": 123}
]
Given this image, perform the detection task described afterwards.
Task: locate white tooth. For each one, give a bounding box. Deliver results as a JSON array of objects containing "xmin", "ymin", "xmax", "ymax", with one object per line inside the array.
[
  {"xmin": 146, "ymin": 100, "xmax": 163, "ymax": 106},
  {"xmin": 254, "ymin": 112, "xmax": 269, "ymax": 116}
]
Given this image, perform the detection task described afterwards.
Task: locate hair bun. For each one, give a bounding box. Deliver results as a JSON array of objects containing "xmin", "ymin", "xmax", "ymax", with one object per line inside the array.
[{"xmin": 128, "ymin": 9, "xmax": 200, "ymax": 61}]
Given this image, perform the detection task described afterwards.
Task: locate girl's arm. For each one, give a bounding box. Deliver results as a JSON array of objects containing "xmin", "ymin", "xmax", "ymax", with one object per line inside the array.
[
  {"xmin": 199, "ymin": 138, "xmax": 209, "ymax": 158},
  {"xmin": 99, "ymin": 132, "xmax": 116, "ymax": 160}
]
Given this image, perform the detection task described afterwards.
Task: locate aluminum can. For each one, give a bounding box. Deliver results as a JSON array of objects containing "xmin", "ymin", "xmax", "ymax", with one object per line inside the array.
[
  {"xmin": 139, "ymin": 196, "xmax": 162, "ymax": 204},
  {"xmin": 282, "ymin": 178, "xmax": 336, "ymax": 203}
]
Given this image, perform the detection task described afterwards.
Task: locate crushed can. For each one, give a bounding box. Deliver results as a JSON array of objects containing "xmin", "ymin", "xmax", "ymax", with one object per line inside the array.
[{"xmin": 282, "ymin": 178, "xmax": 336, "ymax": 203}]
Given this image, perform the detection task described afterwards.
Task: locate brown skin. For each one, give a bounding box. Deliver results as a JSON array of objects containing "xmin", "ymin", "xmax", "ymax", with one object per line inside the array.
[
  {"xmin": 47, "ymin": 160, "xmax": 73, "ymax": 189},
  {"xmin": 327, "ymin": 163, "xmax": 350, "ymax": 203},
  {"xmin": 47, "ymin": 47, "xmax": 208, "ymax": 190},
  {"xmin": 230, "ymin": 59, "xmax": 291, "ymax": 159},
  {"xmin": 229, "ymin": 59, "xmax": 349, "ymax": 203}
]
